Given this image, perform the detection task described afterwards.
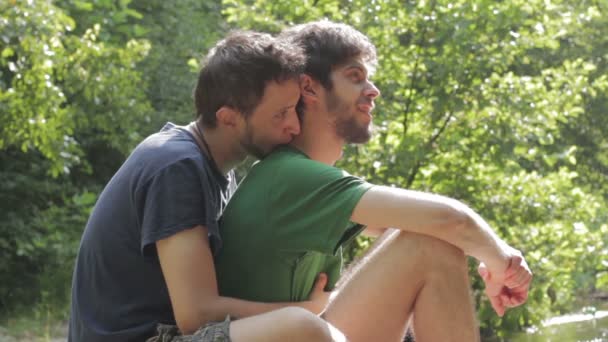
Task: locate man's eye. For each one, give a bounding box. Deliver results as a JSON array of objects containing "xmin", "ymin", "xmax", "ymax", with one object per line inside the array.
[{"xmin": 350, "ymin": 73, "xmax": 363, "ymax": 82}]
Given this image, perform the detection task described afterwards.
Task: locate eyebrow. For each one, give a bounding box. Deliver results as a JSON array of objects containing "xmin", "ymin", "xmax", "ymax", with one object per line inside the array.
[
  {"xmin": 343, "ymin": 62, "xmax": 373, "ymax": 77},
  {"xmin": 344, "ymin": 62, "xmax": 366, "ymax": 72},
  {"xmin": 278, "ymin": 104, "xmax": 296, "ymax": 112}
]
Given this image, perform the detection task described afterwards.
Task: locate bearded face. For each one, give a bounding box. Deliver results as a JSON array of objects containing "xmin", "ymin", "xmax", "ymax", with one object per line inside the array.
[{"xmin": 326, "ymin": 87, "xmax": 373, "ymax": 144}]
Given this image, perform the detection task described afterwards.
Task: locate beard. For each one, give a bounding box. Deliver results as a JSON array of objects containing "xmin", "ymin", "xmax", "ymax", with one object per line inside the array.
[
  {"xmin": 326, "ymin": 91, "xmax": 372, "ymax": 144},
  {"xmin": 240, "ymin": 122, "xmax": 268, "ymax": 159}
]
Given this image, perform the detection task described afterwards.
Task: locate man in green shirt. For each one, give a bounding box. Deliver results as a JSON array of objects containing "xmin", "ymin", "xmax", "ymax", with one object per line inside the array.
[
  {"xmin": 216, "ymin": 21, "xmax": 533, "ymax": 341},
  {"xmin": 218, "ymin": 146, "xmax": 371, "ymax": 302}
]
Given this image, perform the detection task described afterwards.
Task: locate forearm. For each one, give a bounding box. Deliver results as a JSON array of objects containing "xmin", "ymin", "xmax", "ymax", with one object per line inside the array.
[
  {"xmin": 410, "ymin": 205, "xmax": 510, "ymax": 271},
  {"xmin": 450, "ymin": 203, "xmax": 511, "ymax": 272},
  {"xmin": 352, "ymin": 186, "xmax": 511, "ymax": 270},
  {"xmin": 201, "ymin": 296, "xmax": 319, "ymax": 321},
  {"xmin": 157, "ymin": 225, "xmax": 324, "ymax": 334}
]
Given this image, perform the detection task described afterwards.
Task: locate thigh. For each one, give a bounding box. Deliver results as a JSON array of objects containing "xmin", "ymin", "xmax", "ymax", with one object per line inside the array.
[
  {"xmin": 322, "ymin": 229, "xmax": 429, "ymax": 342},
  {"xmin": 148, "ymin": 308, "xmax": 344, "ymax": 342},
  {"xmin": 230, "ymin": 307, "xmax": 344, "ymax": 342}
]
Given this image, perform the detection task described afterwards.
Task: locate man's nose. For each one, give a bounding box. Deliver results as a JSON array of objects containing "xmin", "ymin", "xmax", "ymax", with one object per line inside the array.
[
  {"xmin": 285, "ymin": 111, "xmax": 301, "ymax": 136},
  {"xmin": 364, "ymin": 82, "xmax": 381, "ymax": 99}
]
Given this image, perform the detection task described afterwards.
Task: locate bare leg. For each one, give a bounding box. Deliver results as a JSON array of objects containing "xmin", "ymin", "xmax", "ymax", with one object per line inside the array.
[
  {"xmin": 322, "ymin": 229, "xmax": 479, "ymax": 342},
  {"xmin": 230, "ymin": 307, "xmax": 347, "ymax": 342}
]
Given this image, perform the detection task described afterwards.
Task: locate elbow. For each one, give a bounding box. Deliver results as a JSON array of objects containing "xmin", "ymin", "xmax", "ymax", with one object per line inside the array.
[
  {"xmin": 174, "ymin": 301, "xmax": 223, "ymax": 335},
  {"xmin": 174, "ymin": 314, "xmax": 205, "ymax": 335},
  {"xmin": 176, "ymin": 323, "xmax": 198, "ymax": 336},
  {"xmin": 442, "ymin": 199, "xmax": 471, "ymax": 230}
]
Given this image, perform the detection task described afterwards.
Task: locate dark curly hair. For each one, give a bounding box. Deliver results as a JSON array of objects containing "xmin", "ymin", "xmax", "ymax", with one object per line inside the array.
[
  {"xmin": 279, "ymin": 20, "xmax": 377, "ymax": 91},
  {"xmin": 194, "ymin": 31, "xmax": 306, "ymax": 128}
]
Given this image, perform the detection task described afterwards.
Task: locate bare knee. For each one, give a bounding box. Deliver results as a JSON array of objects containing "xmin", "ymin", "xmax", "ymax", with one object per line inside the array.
[
  {"xmin": 423, "ymin": 234, "xmax": 465, "ymax": 262},
  {"xmin": 397, "ymin": 232, "xmax": 468, "ymax": 273},
  {"xmin": 277, "ymin": 307, "xmax": 339, "ymax": 342}
]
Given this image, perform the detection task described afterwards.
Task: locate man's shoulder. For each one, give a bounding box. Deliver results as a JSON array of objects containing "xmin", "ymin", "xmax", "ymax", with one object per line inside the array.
[
  {"xmin": 106, "ymin": 122, "xmax": 211, "ymax": 196},
  {"xmin": 138, "ymin": 123, "xmax": 198, "ymax": 157},
  {"xmin": 256, "ymin": 146, "xmax": 344, "ymax": 176},
  {"xmin": 240, "ymin": 146, "xmax": 358, "ymax": 196},
  {"xmin": 130, "ymin": 123, "xmax": 204, "ymax": 171}
]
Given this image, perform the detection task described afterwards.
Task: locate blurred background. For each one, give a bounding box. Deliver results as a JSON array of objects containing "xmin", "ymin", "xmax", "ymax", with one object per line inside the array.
[{"xmin": 1, "ymin": 0, "xmax": 607, "ymax": 340}]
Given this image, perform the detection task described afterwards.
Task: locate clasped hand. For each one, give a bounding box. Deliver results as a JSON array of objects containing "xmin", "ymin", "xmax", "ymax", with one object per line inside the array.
[{"xmin": 478, "ymin": 252, "xmax": 533, "ymax": 317}]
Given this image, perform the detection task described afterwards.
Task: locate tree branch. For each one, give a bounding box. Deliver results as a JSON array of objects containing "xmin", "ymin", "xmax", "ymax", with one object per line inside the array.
[
  {"xmin": 401, "ymin": 0, "xmax": 438, "ymax": 137},
  {"xmin": 405, "ymin": 111, "xmax": 453, "ymax": 188}
]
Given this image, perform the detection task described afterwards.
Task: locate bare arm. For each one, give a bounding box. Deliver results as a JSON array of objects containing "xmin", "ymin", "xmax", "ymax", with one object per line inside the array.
[
  {"xmin": 351, "ymin": 186, "xmax": 533, "ymax": 315},
  {"xmin": 157, "ymin": 225, "xmax": 328, "ymax": 334},
  {"xmin": 351, "ymin": 186, "xmax": 511, "ymax": 273}
]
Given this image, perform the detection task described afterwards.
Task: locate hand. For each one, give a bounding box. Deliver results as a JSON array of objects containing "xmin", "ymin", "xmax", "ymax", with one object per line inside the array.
[
  {"xmin": 478, "ymin": 254, "xmax": 533, "ymax": 317},
  {"xmin": 306, "ymin": 273, "xmax": 332, "ymax": 314}
]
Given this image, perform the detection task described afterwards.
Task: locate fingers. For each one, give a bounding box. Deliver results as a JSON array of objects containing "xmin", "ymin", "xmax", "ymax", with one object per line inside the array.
[
  {"xmin": 500, "ymin": 293, "xmax": 510, "ymax": 306},
  {"xmin": 508, "ymin": 294, "xmax": 527, "ymax": 307},
  {"xmin": 501, "ymin": 292, "xmax": 520, "ymax": 308},
  {"xmin": 504, "ymin": 255, "xmax": 533, "ymax": 290},
  {"xmin": 513, "ymin": 290, "xmax": 529, "ymax": 305},
  {"xmin": 307, "ymin": 273, "xmax": 331, "ymax": 314},
  {"xmin": 313, "ymin": 272, "xmax": 328, "ymax": 292},
  {"xmin": 500, "ymin": 285, "xmax": 530, "ymax": 309},
  {"xmin": 505, "ymin": 270, "xmax": 532, "ymax": 292},
  {"xmin": 506, "ymin": 267, "xmax": 533, "ymax": 287},
  {"xmin": 478, "ymin": 263, "xmax": 489, "ymax": 280},
  {"xmin": 482, "ymin": 255, "xmax": 533, "ymax": 317},
  {"xmin": 492, "ymin": 287, "xmax": 527, "ymax": 314},
  {"xmin": 508, "ymin": 286, "xmax": 530, "ymax": 305},
  {"xmin": 489, "ymin": 295, "xmax": 505, "ymax": 317}
]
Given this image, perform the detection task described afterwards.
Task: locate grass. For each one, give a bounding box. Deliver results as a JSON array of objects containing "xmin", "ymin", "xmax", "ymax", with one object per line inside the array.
[{"xmin": 0, "ymin": 300, "xmax": 69, "ymax": 342}]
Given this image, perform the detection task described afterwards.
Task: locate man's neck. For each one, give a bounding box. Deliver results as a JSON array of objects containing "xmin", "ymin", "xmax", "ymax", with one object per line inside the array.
[
  {"xmin": 187, "ymin": 121, "xmax": 246, "ymax": 174},
  {"xmin": 290, "ymin": 111, "xmax": 345, "ymax": 166}
]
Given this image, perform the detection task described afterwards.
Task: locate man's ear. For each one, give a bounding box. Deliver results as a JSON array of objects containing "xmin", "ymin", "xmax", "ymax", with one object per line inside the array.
[
  {"xmin": 216, "ymin": 106, "xmax": 240, "ymax": 128},
  {"xmin": 299, "ymin": 74, "xmax": 319, "ymax": 103}
]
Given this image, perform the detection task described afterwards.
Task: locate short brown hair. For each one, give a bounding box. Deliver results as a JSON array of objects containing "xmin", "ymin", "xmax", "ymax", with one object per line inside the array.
[
  {"xmin": 194, "ymin": 31, "xmax": 305, "ymax": 127},
  {"xmin": 279, "ymin": 20, "xmax": 377, "ymax": 91}
]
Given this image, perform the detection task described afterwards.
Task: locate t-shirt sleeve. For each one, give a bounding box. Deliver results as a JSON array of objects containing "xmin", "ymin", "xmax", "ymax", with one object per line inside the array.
[
  {"xmin": 136, "ymin": 158, "xmax": 214, "ymax": 257},
  {"xmin": 269, "ymin": 160, "xmax": 373, "ymax": 254}
]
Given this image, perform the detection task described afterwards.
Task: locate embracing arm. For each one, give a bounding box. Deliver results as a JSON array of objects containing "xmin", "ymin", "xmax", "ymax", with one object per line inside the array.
[{"xmin": 157, "ymin": 225, "xmax": 328, "ymax": 334}]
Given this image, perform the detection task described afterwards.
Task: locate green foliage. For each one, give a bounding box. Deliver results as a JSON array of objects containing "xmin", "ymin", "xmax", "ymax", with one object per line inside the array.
[
  {"xmin": 222, "ymin": 0, "xmax": 608, "ymax": 336},
  {"xmin": 0, "ymin": 0, "xmax": 227, "ymax": 321},
  {"xmin": 0, "ymin": 0, "xmax": 152, "ymax": 316},
  {"xmin": 0, "ymin": 148, "xmax": 97, "ymax": 312},
  {"xmin": 1, "ymin": 0, "xmax": 151, "ymax": 176},
  {"xmin": 2, "ymin": 0, "xmax": 607, "ymax": 339},
  {"xmin": 130, "ymin": 0, "xmax": 226, "ymax": 128}
]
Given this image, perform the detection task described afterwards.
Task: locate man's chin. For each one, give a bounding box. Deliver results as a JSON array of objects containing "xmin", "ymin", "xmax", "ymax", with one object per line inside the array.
[
  {"xmin": 244, "ymin": 144, "xmax": 271, "ymax": 160},
  {"xmin": 344, "ymin": 124, "xmax": 373, "ymax": 144},
  {"xmin": 347, "ymin": 134, "xmax": 372, "ymax": 144}
]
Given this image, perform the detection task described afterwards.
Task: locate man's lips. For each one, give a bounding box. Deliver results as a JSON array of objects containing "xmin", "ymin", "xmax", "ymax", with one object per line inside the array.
[{"xmin": 357, "ymin": 103, "xmax": 375, "ymax": 114}]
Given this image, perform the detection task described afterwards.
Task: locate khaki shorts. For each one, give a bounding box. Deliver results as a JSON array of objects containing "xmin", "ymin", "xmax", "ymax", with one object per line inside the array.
[{"xmin": 147, "ymin": 316, "xmax": 231, "ymax": 342}]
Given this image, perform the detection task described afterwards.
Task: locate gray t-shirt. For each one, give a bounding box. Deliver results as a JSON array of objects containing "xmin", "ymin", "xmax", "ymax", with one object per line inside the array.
[{"xmin": 68, "ymin": 123, "xmax": 236, "ymax": 342}]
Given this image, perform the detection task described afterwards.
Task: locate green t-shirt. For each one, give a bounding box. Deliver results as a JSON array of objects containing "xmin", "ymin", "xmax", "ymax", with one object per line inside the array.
[{"xmin": 215, "ymin": 146, "xmax": 372, "ymax": 303}]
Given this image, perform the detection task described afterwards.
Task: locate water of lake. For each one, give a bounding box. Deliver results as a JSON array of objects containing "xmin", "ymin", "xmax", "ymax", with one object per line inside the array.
[
  {"xmin": 486, "ymin": 307, "xmax": 608, "ymax": 342},
  {"xmin": 509, "ymin": 314, "xmax": 608, "ymax": 341}
]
